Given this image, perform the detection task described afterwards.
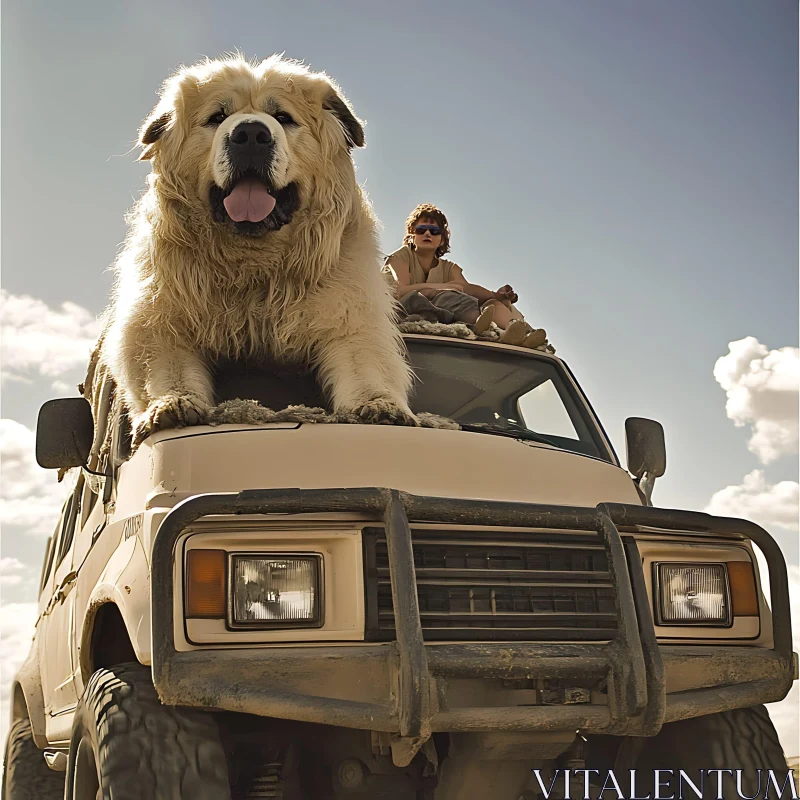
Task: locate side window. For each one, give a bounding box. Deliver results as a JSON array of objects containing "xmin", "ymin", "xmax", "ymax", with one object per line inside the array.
[
  {"xmin": 82, "ymin": 478, "xmax": 99, "ymax": 526},
  {"xmin": 39, "ymin": 535, "xmax": 56, "ymax": 594},
  {"xmin": 116, "ymin": 410, "xmax": 132, "ymax": 463},
  {"xmin": 81, "ymin": 471, "xmax": 103, "ymax": 528},
  {"xmin": 95, "ymin": 410, "xmax": 133, "ymax": 508},
  {"xmin": 517, "ymin": 379, "xmax": 579, "ymax": 440},
  {"xmin": 41, "ymin": 496, "xmax": 70, "ymax": 591},
  {"xmin": 56, "ymin": 477, "xmax": 83, "ymax": 567}
]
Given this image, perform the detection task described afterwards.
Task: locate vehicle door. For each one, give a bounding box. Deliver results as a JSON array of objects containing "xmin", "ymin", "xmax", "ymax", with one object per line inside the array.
[{"xmin": 40, "ymin": 473, "xmax": 84, "ymax": 728}]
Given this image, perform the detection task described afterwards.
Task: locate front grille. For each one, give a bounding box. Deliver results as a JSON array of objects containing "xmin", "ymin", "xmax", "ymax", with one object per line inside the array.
[{"xmin": 363, "ymin": 528, "xmax": 618, "ymax": 642}]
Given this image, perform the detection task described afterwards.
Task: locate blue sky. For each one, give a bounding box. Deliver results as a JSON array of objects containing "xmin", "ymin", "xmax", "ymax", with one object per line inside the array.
[{"xmin": 1, "ymin": 0, "xmax": 797, "ymax": 752}]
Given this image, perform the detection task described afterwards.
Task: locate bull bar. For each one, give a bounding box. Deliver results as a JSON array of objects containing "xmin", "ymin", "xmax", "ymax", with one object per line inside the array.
[{"xmin": 150, "ymin": 488, "xmax": 794, "ymax": 750}]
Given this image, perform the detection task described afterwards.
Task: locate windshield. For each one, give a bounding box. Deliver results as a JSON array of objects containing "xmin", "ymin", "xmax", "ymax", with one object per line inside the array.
[
  {"xmin": 406, "ymin": 339, "xmax": 610, "ymax": 460},
  {"xmin": 209, "ymin": 339, "xmax": 611, "ymax": 461}
]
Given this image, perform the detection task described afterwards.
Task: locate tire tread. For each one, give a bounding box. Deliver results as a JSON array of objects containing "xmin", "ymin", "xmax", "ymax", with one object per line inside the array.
[
  {"xmin": 2, "ymin": 719, "xmax": 64, "ymax": 800},
  {"xmin": 68, "ymin": 662, "xmax": 230, "ymax": 799},
  {"xmin": 637, "ymin": 705, "xmax": 789, "ymax": 799}
]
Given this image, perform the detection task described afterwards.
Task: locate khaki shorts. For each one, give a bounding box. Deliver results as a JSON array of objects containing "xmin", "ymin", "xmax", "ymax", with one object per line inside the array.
[
  {"xmin": 429, "ymin": 290, "xmax": 482, "ymax": 318},
  {"xmin": 429, "ymin": 291, "xmax": 524, "ymax": 322},
  {"xmin": 398, "ymin": 290, "xmax": 524, "ymax": 325},
  {"xmin": 399, "ymin": 290, "xmax": 480, "ymax": 324}
]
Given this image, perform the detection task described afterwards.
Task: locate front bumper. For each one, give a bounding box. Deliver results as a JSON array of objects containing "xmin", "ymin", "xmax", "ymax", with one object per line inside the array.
[{"xmin": 150, "ymin": 489, "xmax": 794, "ymax": 744}]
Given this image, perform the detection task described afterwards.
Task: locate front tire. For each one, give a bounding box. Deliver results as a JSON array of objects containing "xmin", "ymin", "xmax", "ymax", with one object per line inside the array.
[
  {"xmin": 2, "ymin": 719, "xmax": 64, "ymax": 800},
  {"xmin": 636, "ymin": 705, "xmax": 790, "ymax": 799},
  {"xmin": 65, "ymin": 662, "xmax": 231, "ymax": 800}
]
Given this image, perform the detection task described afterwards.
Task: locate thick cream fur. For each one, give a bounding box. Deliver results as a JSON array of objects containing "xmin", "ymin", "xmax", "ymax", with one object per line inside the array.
[{"xmin": 98, "ymin": 55, "xmax": 413, "ymax": 436}]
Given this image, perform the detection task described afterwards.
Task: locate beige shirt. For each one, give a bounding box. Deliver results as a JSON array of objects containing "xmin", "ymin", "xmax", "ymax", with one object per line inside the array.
[
  {"xmin": 383, "ymin": 245, "xmax": 460, "ymax": 285},
  {"xmin": 383, "ymin": 244, "xmax": 526, "ymax": 323}
]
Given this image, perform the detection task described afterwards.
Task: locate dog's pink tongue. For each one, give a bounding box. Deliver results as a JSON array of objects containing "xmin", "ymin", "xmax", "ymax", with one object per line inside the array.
[{"xmin": 223, "ymin": 178, "xmax": 276, "ymax": 222}]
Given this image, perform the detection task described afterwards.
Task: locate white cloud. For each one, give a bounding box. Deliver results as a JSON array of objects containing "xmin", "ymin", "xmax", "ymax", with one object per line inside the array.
[
  {"xmin": 713, "ymin": 337, "xmax": 799, "ymax": 464},
  {"xmin": 0, "ymin": 289, "xmax": 101, "ymax": 387},
  {"xmin": 710, "ymin": 338, "xmax": 799, "ymax": 756},
  {"xmin": 0, "ymin": 602, "xmax": 38, "ymax": 749},
  {"xmin": 705, "ymin": 470, "xmax": 799, "ymax": 532},
  {"xmin": 1, "ymin": 558, "xmax": 28, "ymax": 590},
  {"xmin": 51, "ymin": 380, "xmax": 72, "ymax": 394},
  {"xmin": 0, "ymin": 419, "xmax": 72, "ymax": 536}
]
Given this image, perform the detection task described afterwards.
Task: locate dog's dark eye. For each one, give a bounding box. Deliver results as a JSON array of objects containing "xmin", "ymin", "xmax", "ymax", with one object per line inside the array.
[
  {"xmin": 274, "ymin": 111, "xmax": 296, "ymax": 126},
  {"xmin": 206, "ymin": 110, "xmax": 227, "ymax": 126}
]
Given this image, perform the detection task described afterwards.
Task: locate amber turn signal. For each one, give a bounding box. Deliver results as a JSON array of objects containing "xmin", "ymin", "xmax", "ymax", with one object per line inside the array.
[
  {"xmin": 727, "ymin": 561, "xmax": 759, "ymax": 617},
  {"xmin": 186, "ymin": 549, "xmax": 226, "ymax": 618}
]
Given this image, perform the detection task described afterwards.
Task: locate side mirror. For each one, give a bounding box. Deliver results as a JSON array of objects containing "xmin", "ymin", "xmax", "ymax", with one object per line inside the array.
[
  {"xmin": 36, "ymin": 398, "xmax": 94, "ymax": 469},
  {"xmin": 625, "ymin": 417, "xmax": 666, "ymax": 505}
]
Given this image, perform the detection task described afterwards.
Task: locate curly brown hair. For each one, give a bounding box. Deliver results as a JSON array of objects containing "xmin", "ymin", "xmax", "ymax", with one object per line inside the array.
[{"xmin": 403, "ymin": 203, "xmax": 451, "ymax": 258}]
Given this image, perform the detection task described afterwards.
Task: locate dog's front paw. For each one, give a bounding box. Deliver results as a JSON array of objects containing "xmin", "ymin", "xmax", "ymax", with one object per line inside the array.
[
  {"xmin": 354, "ymin": 398, "xmax": 419, "ymax": 427},
  {"xmin": 133, "ymin": 394, "xmax": 210, "ymax": 443}
]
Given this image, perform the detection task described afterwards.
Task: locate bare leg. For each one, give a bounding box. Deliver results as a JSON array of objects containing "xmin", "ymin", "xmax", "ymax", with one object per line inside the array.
[
  {"xmin": 481, "ymin": 298, "xmax": 515, "ymax": 329},
  {"xmin": 482, "ymin": 300, "xmax": 547, "ymax": 348}
]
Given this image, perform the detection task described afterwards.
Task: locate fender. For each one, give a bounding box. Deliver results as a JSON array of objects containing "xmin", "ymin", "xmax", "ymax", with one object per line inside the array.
[
  {"xmin": 11, "ymin": 633, "xmax": 48, "ymax": 749},
  {"xmin": 76, "ymin": 537, "xmax": 151, "ymax": 696}
]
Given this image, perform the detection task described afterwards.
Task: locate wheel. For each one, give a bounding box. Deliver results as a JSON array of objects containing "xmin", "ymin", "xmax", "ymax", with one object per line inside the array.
[
  {"xmin": 636, "ymin": 705, "xmax": 790, "ymax": 799},
  {"xmin": 2, "ymin": 718, "xmax": 64, "ymax": 800},
  {"xmin": 65, "ymin": 662, "xmax": 231, "ymax": 800}
]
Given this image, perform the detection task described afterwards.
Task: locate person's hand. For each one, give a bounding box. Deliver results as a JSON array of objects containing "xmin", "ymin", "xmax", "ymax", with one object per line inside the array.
[{"xmin": 495, "ymin": 285, "xmax": 518, "ymax": 303}]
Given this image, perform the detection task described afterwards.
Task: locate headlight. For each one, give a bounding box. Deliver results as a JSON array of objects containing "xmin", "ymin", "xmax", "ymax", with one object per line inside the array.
[
  {"xmin": 654, "ymin": 563, "xmax": 732, "ymax": 626},
  {"xmin": 229, "ymin": 554, "xmax": 323, "ymax": 628}
]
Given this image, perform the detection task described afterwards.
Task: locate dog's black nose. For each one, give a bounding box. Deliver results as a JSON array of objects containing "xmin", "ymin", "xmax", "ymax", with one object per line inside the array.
[
  {"xmin": 228, "ymin": 122, "xmax": 273, "ymax": 168},
  {"xmin": 230, "ymin": 121, "xmax": 272, "ymax": 146}
]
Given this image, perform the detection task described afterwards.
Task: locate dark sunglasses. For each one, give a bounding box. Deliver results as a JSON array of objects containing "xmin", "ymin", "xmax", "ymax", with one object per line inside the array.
[{"xmin": 415, "ymin": 224, "xmax": 442, "ymax": 236}]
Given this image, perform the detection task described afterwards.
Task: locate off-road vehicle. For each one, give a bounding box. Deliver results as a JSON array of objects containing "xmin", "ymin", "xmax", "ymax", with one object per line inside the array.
[{"xmin": 4, "ymin": 333, "xmax": 796, "ymax": 799}]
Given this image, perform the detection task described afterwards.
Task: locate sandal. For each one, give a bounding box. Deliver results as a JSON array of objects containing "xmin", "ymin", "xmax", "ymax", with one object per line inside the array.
[
  {"xmin": 499, "ymin": 319, "xmax": 529, "ymax": 345},
  {"xmin": 471, "ymin": 304, "xmax": 495, "ymax": 334},
  {"xmin": 522, "ymin": 328, "xmax": 547, "ymax": 349}
]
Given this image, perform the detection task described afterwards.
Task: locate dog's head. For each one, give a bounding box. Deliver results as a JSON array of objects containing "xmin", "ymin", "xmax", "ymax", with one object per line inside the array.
[{"xmin": 138, "ymin": 55, "xmax": 365, "ymax": 237}]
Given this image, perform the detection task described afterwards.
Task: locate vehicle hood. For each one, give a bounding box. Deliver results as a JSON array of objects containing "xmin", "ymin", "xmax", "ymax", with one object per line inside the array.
[{"xmin": 115, "ymin": 423, "xmax": 643, "ymax": 515}]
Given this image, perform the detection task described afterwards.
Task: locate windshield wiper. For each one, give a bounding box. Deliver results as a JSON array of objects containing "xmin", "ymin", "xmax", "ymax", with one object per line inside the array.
[{"xmin": 459, "ymin": 422, "xmax": 561, "ymax": 448}]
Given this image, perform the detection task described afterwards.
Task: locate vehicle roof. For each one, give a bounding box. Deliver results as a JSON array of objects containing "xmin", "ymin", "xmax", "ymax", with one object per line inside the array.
[{"xmin": 401, "ymin": 332, "xmax": 564, "ymax": 363}]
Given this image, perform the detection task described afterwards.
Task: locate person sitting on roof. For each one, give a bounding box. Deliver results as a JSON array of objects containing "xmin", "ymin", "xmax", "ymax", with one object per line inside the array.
[{"xmin": 383, "ymin": 203, "xmax": 547, "ymax": 348}]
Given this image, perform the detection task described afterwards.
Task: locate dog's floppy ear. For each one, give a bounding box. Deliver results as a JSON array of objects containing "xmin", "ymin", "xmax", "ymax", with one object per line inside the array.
[
  {"xmin": 323, "ymin": 91, "xmax": 365, "ymax": 149},
  {"xmin": 138, "ymin": 110, "xmax": 173, "ymax": 161}
]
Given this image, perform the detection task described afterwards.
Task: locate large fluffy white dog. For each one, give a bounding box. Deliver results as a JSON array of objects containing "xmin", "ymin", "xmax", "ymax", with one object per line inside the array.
[{"xmin": 98, "ymin": 55, "xmax": 414, "ymax": 441}]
